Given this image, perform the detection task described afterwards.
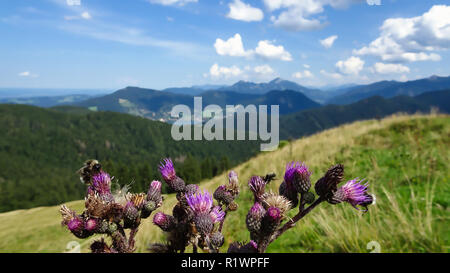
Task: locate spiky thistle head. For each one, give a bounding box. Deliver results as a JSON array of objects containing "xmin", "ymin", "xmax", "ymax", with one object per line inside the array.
[
  {"xmin": 209, "ymin": 206, "xmax": 225, "ymax": 223},
  {"xmin": 84, "ymin": 218, "xmax": 98, "ymax": 232},
  {"xmin": 186, "ymin": 190, "xmax": 214, "ymax": 214},
  {"xmin": 159, "ymin": 158, "xmax": 176, "ymax": 182},
  {"xmin": 334, "ymin": 178, "xmax": 372, "ymax": 210},
  {"xmin": 88, "ymin": 171, "xmax": 112, "ymax": 197},
  {"xmin": 261, "ymin": 192, "xmax": 291, "ymax": 215},
  {"xmin": 284, "ymin": 161, "xmax": 312, "ymax": 193},
  {"xmin": 248, "ymin": 176, "xmax": 266, "ymax": 200}
]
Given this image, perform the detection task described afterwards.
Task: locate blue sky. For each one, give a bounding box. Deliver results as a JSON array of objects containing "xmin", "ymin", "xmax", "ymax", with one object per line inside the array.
[{"xmin": 0, "ymin": 0, "xmax": 449, "ymax": 90}]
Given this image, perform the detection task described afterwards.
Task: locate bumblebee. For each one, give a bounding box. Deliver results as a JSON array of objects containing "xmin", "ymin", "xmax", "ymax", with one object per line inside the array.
[
  {"xmin": 262, "ymin": 172, "xmax": 277, "ymax": 184},
  {"xmin": 77, "ymin": 159, "xmax": 102, "ymax": 184}
]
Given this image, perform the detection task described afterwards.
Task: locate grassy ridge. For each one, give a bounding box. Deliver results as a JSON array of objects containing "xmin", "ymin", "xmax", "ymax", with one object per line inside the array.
[{"xmin": 0, "ymin": 114, "xmax": 448, "ymax": 253}]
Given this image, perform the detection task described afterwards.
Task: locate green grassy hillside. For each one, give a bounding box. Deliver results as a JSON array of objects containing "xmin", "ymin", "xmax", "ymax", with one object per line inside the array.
[{"xmin": 0, "ymin": 114, "xmax": 448, "ymax": 253}]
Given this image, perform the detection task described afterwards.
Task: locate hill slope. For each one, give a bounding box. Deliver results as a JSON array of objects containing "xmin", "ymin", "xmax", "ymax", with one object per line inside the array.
[
  {"xmin": 279, "ymin": 89, "xmax": 450, "ymax": 139},
  {"xmin": 0, "ymin": 114, "xmax": 448, "ymax": 252},
  {"xmin": 0, "ymin": 104, "xmax": 260, "ymax": 212},
  {"xmin": 329, "ymin": 75, "xmax": 450, "ymax": 105}
]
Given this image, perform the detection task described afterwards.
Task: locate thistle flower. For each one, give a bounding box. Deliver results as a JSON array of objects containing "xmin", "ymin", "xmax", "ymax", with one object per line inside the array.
[
  {"xmin": 248, "ymin": 176, "xmax": 266, "ymax": 201},
  {"xmin": 210, "ymin": 206, "xmax": 225, "ymax": 223},
  {"xmin": 284, "ymin": 162, "xmax": 312, "ymax": 193},
  {"xmin": 159, "ymin": 158, "xmax": 185, "ymax": 192},
  {"xmin": 186, "ymin": 190, "xmax": 213, "ymax": 214},
  {"xmin": 261, "ymin": 207, "xmax": 282, "ymax": 236},
  {"xmin": 261, "ymin": 192, "xmax": 291, "ymax": 215},
  {"xmin": 332, "ymin": 178, "xmax": 372, "ymax": 210},
  {"xmin": 88, "ymin": 171, "xmax": 113, "ymax": 201},
  {"xmin": 153, "ymin": 212, "xmax": 176, "ymax": 232},
  {"xmin": 315, "ymin": 164, "xmax": 344, "ymax": 199},
  {"xmin": 90, "ymin": 238, "xmax": 113, "ymax": 253},
  {"xmin": 228, "ymin": 170, "xmax": 238, "ymax": 185},
  {"xmin": 159, "ymin": 158, "xmax": 176, "ymax": 181},
  {"xmin": 60, "ymin": 205, "xmax": 76, "ymax": 225},
  {"xmin": 84, "ymin": 218, "xmax": 98, "ymax": 232},
  {"xmin": 67, "ymin": 217, "xmax": 84, "ymax": 233}
]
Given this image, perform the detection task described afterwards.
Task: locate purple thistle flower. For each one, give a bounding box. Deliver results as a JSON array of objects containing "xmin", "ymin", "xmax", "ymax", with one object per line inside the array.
[
  {"xmin": 149, "ymin": 180, "xmax": 162, "ymax": 192},
  {"xmin": 89, "ymin": 171, "xmax": 112, "ymax": 196},
  {"xmin": 186, "ymin": 190, "xmax": 213, "ymax": 214},
  {"xmin": 85, "ymin": 218, "xmax": 97, "ymax": 232},
  {"xmin": 339, "ymin": 178, "xmax": 372, "ymax": 210},
  {"xmin": 68, "ymin": 218, "xmax": 83, "ymax": 232},
  {"xmin": 210, "ymin": 206, "xmax": 226, "ymax": 223},
  {"xmin": 266, "ymin": 207, "xmax": 282, "ymax": 221},
  {"xmin": 153, "ymin": 212, "xmax": 176, "ymax": 232},
  {"xmin": 228, "ymin": 170, "xmax": 238, "ymax": 184},
  {"xmin": 248, "ymin": 176, "xmax": 265, "ymax": 200},
  {"xmin": 159, "ymin": 158, "xmax": 176, "ymax": 182},
  {"xmin": 284, "ymin": 161, "xmax": 311, "ymax": 185}
]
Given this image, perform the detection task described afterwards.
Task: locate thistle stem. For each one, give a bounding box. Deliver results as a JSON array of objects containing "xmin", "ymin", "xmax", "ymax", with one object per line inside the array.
[{"xmin": 258, "ymin": 196, "xmax": 324, "ymax": 252}]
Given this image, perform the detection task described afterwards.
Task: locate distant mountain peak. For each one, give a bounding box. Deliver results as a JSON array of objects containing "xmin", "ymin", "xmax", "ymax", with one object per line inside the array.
[{"xmin": 269, "ymin": 77, "xmax": 285, "ymax": 84}]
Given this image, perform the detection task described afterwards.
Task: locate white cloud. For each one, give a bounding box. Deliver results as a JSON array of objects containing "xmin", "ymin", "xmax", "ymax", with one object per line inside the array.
[
  {"xmin": 209, "ymin": 63, "xmax": 243, "ymax": 78},
  {"xmin": 64, "ymin": 11, "xmax": 92, "ymax": 20},
  {"xmin": 292, "ymin": 70, "xmax": 314, "ymax": 79},
  {"xmin": 254, "ymin": 64, "xmax": 274, "ymax": 75},
  {"xmin": 227, "ymin": 0, "xmax": 264, "ymax": 22},
  {"xmin": 320, "ymin": 69, "xmax": 343, "ymax": 80},
  {"xmin": 255, "ymin": 40, "xmax": 292, "ymax": 61},
  {"xmin": 214, "ymin": 34, "xmax": 292, "ymax": 61},
  {"xmin": 148, "ymin": 0, "xmax": 197, "ymax": 6},
  {"xmin": 320, "ymin": 35, "xmax": 338, "ymax": 48},
  {"xmin": 303, "ymin": 64, "xmax": 310, "ymax": 68},
  {"xmin": 354, "ymin": 5, "xmax": 450, "ymax": 62},
  {"xmin": 214, "ymin": 33, "xmax": 252, "ymax": 57},
  {"xmin": 263, "ymin": 0, "xmax": 361, "ymax": 31},
  {"xmin": 18, "ymin": 71, "xmax": 38, "ymax": 78},
  {"xmin": 81, "ymin": 11, "xmax": 91, "ymax": 19},
  {"xmin": 372, "ymin": 62, "xmax": 410, "ymax": 74},
  {"xmin": 336, "ymin": 56, "xmax": 364, "ymax": 75}
]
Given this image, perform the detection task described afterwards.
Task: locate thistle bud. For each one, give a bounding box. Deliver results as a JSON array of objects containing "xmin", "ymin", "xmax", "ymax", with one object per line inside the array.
[
  {"xmin": 303, "ymin": 191, "xmax": 316, "ymax": 204},
  {"xmin": 90, "ymin": 238, "xmax": 112, "ymax": 253},
  {"xmin": 315, "ymin": 164, "xmax": 344, "ymax": 199},
  {"xmin": 67, "ymin": 217, "xmax": 91, "ymax": 239},
  {"xmin": 246, "ymin": 202, "xmax": 266, "ymax": 240},
  {"xmin": 159, "ymin": 158, "xmax": 185, "ymax": 192},
  {"xmin": 107, "ymin": 222, "xmax": 118, "ymax": 234},
  {"xmin": 124, "ymin": 202, "xmax": 140, "ymax": 229},
  {"xmin": 261, "ymin": 207, "xmax": 282, "ymax": 236},
  {"xmin": 284, "ymin": 162, "xmax": 312, "ymax": 194},
  {"xmin": 213, "ymin": 185, "xmax": 234, "ymax": 205},
  {"xmin": 242, "ymin": 240, "xmax": 258, "ymax": 253},
  {"xmin": 185, "ymin": 184, "xmax": 200, "ymax": 195},
  {"xmin": 141, "ymin": 201, "xmax": 156, "ymax": 219},
  {"xmin": 153, "ymin": 212, "xmax": 176, "ymax": 232},
  {"xmin": 147, "ymin": 180, "xmax": 162, "ymax": 203},
  {"xmin": 210, "ymin": 232, "xmax": 225, "ymax": 248},
  {"xmin": 194, "ymin": 213, "xmax": 214, "ymax": 236},
  {"xmin": 97, "ymin": 220, "xmax": 109, "ymax": 234},
  {"xmin": 279, "ymin": 180, "xmax": 298, "ymax": 208}
]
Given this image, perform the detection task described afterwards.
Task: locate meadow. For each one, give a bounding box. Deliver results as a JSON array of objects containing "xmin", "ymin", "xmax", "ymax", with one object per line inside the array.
[{"xmin": 0, "ymin": 113, "xmax": 448, "ymax": 253}]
